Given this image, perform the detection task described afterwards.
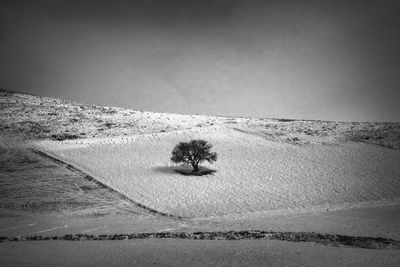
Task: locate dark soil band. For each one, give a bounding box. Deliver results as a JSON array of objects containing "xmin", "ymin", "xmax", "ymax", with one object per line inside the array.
[{"xmin": 1, "ymin": 231, "xmax": 399, "ymax": 250}]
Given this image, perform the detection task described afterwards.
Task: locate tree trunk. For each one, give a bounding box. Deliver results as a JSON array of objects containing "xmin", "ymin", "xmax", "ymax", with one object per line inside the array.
[{"xmin": 192, "ymin": 163, "xmax": 199, "ymax": 172}]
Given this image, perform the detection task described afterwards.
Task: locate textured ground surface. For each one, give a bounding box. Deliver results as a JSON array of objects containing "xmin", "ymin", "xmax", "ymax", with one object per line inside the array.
[
  {"xmin": 1, "ymin": 90, "xmax": 400, "ymax": 148},
  {"xmin": 0, "ymin": 144, "xmax": 149, "ymax": 216},
  {"xmin": 1, "ymin": 91, "xmax": 400, "ymax": 266},
  {"xmin": 0, "ymin": 138, "xmax": 184, "ymax": 237},
  {"xmin": 1, "ymin": 239, "xmax": 400, "ymax": 267},
  {"xmin": 34, "ymin": 126, "xmax": 400, "ymax": 218}
]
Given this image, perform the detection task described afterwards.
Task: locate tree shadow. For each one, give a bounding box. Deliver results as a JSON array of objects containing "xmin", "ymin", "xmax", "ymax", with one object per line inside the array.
[
  {"xmin": 152, "ymin": 165, "xmax": 217, "ymax": 176},
  {"xmin": 175, "ymin": 168, "xmax": 217, "ymax": 176},
  {"xmin": 152, "ymin": 166, "xmax": 178, "ymax": 175}
]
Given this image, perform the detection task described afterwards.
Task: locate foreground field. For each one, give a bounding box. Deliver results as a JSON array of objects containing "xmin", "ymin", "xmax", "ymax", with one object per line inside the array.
[
  {"xmin": 2, "ymin": 132, "xmax": 398, "ymax": 240},
  {"xmin": 35, "ymin": 126, "xmax": 400, "ymax": 218},
  {"xmin": 1, "ymin": 239, "xmax": 399, "ymax": 267}
]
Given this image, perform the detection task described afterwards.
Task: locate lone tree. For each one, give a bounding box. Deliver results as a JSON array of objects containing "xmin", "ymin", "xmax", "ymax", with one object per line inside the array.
[{"xmin": 171, "ymin": 140, "xmax": 217, "ymax": 173}]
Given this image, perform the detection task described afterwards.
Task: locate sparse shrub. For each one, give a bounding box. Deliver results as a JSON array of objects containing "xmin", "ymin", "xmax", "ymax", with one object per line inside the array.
[
  {"xmin": 51, "ymin": 133, "xmax": 79, "ymax": 141},
  {"xmin": 171, "ymin": 140, "xmax": 217, "ymax": 173},
  {"xmin": 104, "ymin": 122, "xmax": 114, "ymax": 128},
  {"xmin": 106, "ymin": 109, "xmax": 117, "ymax": 114},
  {"xmin": 278, "ymin": 118, "xmax": 295, "ymax": 122}
]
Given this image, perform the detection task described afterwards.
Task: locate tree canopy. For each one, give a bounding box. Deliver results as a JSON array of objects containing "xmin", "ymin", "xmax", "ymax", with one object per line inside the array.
[{"xmin": 171, "ymin": 139, "xmax": 217, "ymax": 172}]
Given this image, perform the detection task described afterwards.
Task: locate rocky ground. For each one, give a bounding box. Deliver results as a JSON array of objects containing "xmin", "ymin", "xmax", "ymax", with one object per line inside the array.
[{"xmin": 1, "ymin": 89, "xmax": 399, "ymax": 148}]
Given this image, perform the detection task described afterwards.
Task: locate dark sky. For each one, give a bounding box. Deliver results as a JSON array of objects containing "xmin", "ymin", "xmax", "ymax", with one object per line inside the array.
[{"xmin": 1, "ymin": 0, "xmax": 400, "ymax": 121}]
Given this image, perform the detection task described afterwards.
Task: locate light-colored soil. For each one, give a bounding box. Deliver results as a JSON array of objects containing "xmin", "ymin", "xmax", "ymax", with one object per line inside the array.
[
  {"xmin": 1, "ymin": 239, "xmax": 400, "ymax": 267},
  {"xmin": 1, "ymin": 90, "xmax": 400, "ymax": 148},
  {"xmin": 207, "ymin": 202, "xmax": 400, "ymax": 240},
  {"xmin": 1, "ymin": 91, "xmax": 400, "ymax": 265},
  {"xmin": 2, "ymin": 203, "xmax": 400, "ymax": 241},
  {"xmin": 0, "ymin": 143, "xmax": 184, "ymax": 237},
  {"xmin": 34, "ymin": 126, "xmax": 400, "ymax": 218}
]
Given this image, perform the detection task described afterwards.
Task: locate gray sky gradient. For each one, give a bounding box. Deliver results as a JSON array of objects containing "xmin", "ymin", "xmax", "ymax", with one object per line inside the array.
[{"xmin": 1, "ymin": 0, "xmax": 400, "ymax": 121}]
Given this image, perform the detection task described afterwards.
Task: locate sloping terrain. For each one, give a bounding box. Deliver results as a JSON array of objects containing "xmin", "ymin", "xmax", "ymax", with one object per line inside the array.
[
  {"xmin": 1, "ymin": 89, "xmax": 399, "ymax": 149},
  {"xmin": 0, "ymin": 145, "xmax": 149, "ymax": 216},
  {"xmin": 34, "ymin": 126, "xmax": 400, "ymax": 218},
  {"xmin": 1, "ymin": 90, "xmax": 400, "ymax": 257},
  {"xmin": 0, "ymin": 136, "xmax": 187, "ymax": 238},
  {"xmin": 2, "ymin": 90, "xmax": 399, "ymax": 219}
]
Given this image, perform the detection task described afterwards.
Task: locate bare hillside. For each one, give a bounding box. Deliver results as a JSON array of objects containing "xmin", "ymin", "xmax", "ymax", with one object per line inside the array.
[{"xmin": 1, "ymin": 90, "xmax": 399, "ymax": 149}]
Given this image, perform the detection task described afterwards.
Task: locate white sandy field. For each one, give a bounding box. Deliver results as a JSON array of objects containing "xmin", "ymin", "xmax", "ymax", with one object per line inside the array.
[{"xmin": 34, "ymin": 125, "xmax": 400, "ymax": 219}]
